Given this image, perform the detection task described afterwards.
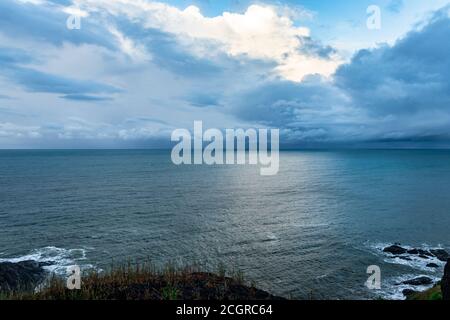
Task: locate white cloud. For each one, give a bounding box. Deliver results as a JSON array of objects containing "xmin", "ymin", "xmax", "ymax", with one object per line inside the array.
[
  {"xmin": 0, "ymin": 122, "xmax": 41, "ymax": 138},
  {"xmin": 108, "ymin": 26, "xmax": 149, "ymax": 62},
  {"xmin": 62, "ymin": 5, "xmax": 89, "ymax": 18},
  {"xmin": 74, "ymin": 0, "xmax": 340, "ymax": 81},
  {"xmin": 16, "ymin": 0, "xmax": 46, "ymax": 4}
]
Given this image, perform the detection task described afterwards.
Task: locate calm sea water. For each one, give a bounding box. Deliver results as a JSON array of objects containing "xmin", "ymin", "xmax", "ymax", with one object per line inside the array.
[{"xmin": 1, "ymin": 150, "xmax": 450, "ymax": 299}]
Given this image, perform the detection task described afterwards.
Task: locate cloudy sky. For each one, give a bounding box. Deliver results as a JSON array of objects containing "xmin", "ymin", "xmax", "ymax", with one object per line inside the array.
[{"xmin": 0, "ymin": 0, "xmax": 449, "ymax": 148}]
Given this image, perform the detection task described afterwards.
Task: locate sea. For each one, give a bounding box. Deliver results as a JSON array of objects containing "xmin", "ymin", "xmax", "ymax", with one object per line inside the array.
[{"xmin": 1, "ymin": 149, "xmax": 449, "ymax": 300}]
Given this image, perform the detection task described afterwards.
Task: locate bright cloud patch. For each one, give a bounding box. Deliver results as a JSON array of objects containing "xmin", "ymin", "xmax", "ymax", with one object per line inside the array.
[{"xmin": 74, "ymin": 0, "xmax": 340, "ymax": 81}]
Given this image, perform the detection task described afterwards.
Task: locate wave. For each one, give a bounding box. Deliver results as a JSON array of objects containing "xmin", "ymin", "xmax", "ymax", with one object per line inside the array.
[
  {"xmin": 370, "ymin": 243, "xmax": 446, "ymax": 272},
  {"xmin": 380, "ymin": 273, "xmax": 442, "ymax": 300},
  {"xmin": 0, "ymin": 246, "xmax": 95, "ymax": 275},
  {"xmin": 366, "ymin": 242, "xmax": 447, "ymax": 300}
]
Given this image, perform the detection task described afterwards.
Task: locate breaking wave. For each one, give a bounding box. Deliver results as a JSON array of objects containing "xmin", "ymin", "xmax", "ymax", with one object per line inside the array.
[
  {"xmin": 367, "ymin": 242, "xmax": 447, "ymax": 300},
  {"xmin": 0, "ymin": 246, "xmax": 95, "ymax": 275}
]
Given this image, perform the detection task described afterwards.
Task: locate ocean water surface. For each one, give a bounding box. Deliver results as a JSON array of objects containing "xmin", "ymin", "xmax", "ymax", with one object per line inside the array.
[{"xmin": 1, "ymin": 149, "xmax": 450, "ymax": 299}]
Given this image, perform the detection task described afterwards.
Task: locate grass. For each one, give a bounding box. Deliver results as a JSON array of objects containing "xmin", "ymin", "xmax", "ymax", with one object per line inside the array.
[
  {"xmin": 2, "ymin": 262, "xmax": 283, "ymax": 300},
  {"xmin": 406, "ymin": 284, "xmax": 443, "ymax": 301}
]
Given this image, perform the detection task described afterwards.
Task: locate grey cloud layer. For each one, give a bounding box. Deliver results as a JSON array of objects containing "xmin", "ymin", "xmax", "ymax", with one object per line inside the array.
[
  {"xmin": 231, "ymin": 6, "xmax": 450, "ymax": 145},
  {"xmin": 0, "ymin": 0, "xmax": 113, "ymax": 48},
  {"xmin": 0, "ymin": 0, "xmax": 449, "ymax": 148},
  {"xmin": 0, "ymin": 0, "xmax": 120, "ymax": 101},
  {"xmin": 0, "ymin": 46, "xmax": 119, "ymax": 98}
]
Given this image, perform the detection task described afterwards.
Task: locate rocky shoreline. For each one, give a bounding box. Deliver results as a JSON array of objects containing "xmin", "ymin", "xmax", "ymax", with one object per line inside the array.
[
  {"xmin": 443, "ymin": 257, "xmax": 450, "ymax": 300},
  {"xmin": 382, "ymin": 244, "xmax": 449, "ymax": 300},
  {"xmin": 1, "ymin": 246, "xmax": 449, "ymax": 300},
  {"xmin": 383, "ymin": 244, "xmax": 449, "ymax": 262},
  {"xmin": 0, "ymin": 260, "xmax": 51, "ymax": 292}
]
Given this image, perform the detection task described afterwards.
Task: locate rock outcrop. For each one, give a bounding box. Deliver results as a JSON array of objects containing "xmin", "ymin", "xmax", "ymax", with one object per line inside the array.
[
  {"xmin": 402, "ymin": 289, "xmax": 418, "ymax": 297},
  {"xmin": 383, "ymin": 244, "xmax": 449, "ymax": 261},
  {"xmin": 442, "ymin": 259, "xmax": 450, "ymax": 300},
  {"xmin": 430, "ymin": 249, "xmax": 449, "ymax": 262},
  {"xmin": 401, "ymin": 276, "xmax": 433, "ymax": 286},
  {"xmin": 383, "ymin": 245, "xmax": 407, "ymax": 255},
  {"xmin": 0, "ymin": 260, "xmax": 49, "ymax": 291}
]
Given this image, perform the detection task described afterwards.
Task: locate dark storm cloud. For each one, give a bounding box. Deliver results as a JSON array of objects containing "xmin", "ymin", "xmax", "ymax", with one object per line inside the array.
[
  {"xmin": 230, "ymin": 76, "xmax": 357, "ymax": 143},
  {"xmin": 231, "ymin": 7, "xmax": 450, "ymax": 145},
  {"xmin": 335, "ymin": 8, "xmax": 450, "ymax": 117}
]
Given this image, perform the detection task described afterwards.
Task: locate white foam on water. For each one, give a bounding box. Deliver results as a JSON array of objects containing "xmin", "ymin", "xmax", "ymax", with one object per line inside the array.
[
  {"xmin": 264, "ymin": 232, "xmax": 278, "ymax": 242},
  {"xmin": 0, "ymin": 246, "xmax": 95, "ymax": 275},
  {"xmin": 369, "ymin": 242, "xmax": 446, "ymax": 272},
  {"xmin": 380, "ymin": 273, "xmax": 441, "ymax": 300},
  {"xmin": 292, "ymin": 223, "xmax": 330, "ymax": 228},
  {"xmin": 366, "ymin": 242, "xmax": 447, "ymax": 300}
]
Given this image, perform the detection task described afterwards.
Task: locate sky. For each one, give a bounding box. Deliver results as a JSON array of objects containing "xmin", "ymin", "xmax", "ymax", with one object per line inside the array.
[{"xmin": 0, "ymin": 0, "xmax": 449, "ymax": 148}]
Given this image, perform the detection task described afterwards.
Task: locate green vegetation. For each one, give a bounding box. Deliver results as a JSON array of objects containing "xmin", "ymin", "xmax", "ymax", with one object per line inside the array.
[{"xmin": 406, "ymin": 284, "xmax": 442, "ymax": 301}]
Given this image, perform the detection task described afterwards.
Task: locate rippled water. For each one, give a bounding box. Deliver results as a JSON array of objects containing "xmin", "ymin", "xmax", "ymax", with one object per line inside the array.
[{"xmin": 1, "ymin": 150, "xmax": 450, "ymax": 299}]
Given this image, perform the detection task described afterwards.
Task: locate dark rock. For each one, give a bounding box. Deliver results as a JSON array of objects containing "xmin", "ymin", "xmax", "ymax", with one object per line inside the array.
[
  {"xmin": 419, "ymin": 254, "xmax": 430, "ymax": 260},
  {"xmin": 407, "ymin": 249, "xmax": 433, "ymax": 257},
  {"xmin": 383, "ymin": 245, "xmax": 407, "ymax": 255},
  {"xmin": 402, "ymin": 289, "xmax": 418, "ymax": 297},
  {"xmin": 417, "ymin": 249, "xmax": 433, "ymax": 257},
  {"xmin": 402, "ymin": 276, "xmax": 433, "ymax": 286},
  {"xmin": 442, "ymin": 259, "xmax": 450, "ymax": 300},
  {"xmin": 430, "ymin": 249, "xmax": 449, "ymax": 262},
  {"xmin": 426, "ymin": 263, "xmax": 439, "ymax": 268},
  {"xmin": 399, "ymin": 256, "xmax": 412, "ymax": 261},
  {"xmin": 0, "ymin": 260, "xmax": 49, "ymax": 291}
]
